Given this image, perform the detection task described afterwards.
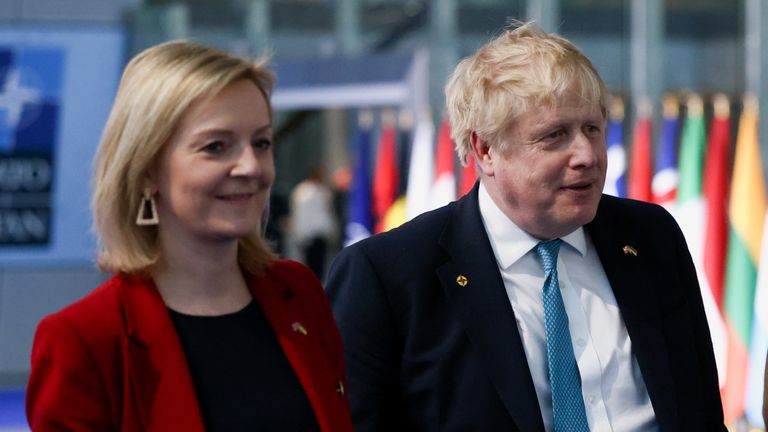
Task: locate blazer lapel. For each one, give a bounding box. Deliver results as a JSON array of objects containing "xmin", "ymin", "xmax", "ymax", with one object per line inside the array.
[
  {"xmin": 117, "ymin": 274, "xmax": 205, "ymax": 432},
  {"xmin": 586, "ymin": 197, "xmax": 679, "ymax": 431},
  {"xmin": 247, "ymin": 269, "xmax": 339, "ymax": 432},
  {"xmin": 436, "ymin": 186, "xmax": 545, "ymax": 432}
]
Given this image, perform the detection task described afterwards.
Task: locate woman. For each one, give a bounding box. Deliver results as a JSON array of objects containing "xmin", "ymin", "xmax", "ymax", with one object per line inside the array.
[{"xmin": 26, "ymin": 41, "xmax": 353, "ymax": 432}]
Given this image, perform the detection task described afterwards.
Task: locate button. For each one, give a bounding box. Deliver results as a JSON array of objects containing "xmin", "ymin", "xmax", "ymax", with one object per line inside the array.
[
  {"xmin": 576, "ymin": 338, "xmax": 586, "ymax": 347},
  {"xmin": 588, "ymin": 395, "xmax": 597, "ymax": 405}
]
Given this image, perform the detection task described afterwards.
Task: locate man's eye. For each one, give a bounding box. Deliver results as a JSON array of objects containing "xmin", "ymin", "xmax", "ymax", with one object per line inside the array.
[
  {"xmin": 202, "ymin": 141, "xmax": 224, "ymax": 153},
  {"xmin": 545, "ymin": 130, "xmax": 564, "ymax": 140}
]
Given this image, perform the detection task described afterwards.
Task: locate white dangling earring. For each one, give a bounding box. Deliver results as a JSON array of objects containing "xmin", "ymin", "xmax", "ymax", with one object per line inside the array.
[{"xmin": 136, "ymin": 188, "xmax": 159, "ymax": 226}]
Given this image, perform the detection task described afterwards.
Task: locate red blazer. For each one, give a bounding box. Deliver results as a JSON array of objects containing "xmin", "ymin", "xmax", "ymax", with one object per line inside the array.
[{"xmin": 26, "ymin": 259, "xmax": 353, "ymax": 432}]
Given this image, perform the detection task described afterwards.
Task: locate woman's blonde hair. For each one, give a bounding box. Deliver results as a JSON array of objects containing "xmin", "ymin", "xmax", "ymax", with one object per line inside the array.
[
  {"xmin": 445, "ymin": 21, "xmax": 607, "ymax": 165},
  {"xmin": 92, "ymin": 41, "xmax": 277, "ymax": 275}
]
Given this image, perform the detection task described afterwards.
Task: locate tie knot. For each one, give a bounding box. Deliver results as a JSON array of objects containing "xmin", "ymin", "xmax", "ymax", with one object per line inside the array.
[{"xmin": 535, "ymin": 239, "xmax": 562, "ymax": 273}]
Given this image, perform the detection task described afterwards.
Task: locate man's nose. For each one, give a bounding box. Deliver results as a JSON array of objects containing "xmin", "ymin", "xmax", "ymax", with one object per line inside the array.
[{"xmin": 570, "ymin": 131, "xmax": 600, "ymax": 168}]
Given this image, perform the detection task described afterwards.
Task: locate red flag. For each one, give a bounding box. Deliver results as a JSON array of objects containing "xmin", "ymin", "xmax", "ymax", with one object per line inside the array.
[
  {"xmin": 372, "ymin": 115, "xmax": 398, "ymax": 233},
  {"xmin": 459, "ymin": 154, "xmax": 477, "ymax": 197},
  {"xmin": 431, "ymin": 119, "xmax": 456, "ymax": 208},
  {"xmin": 628, "ymin": 101, "xmax": 653, "ymax": 202},
  {"xmin": 704, "ymin": 94, "xmax": 731, "ymax": 308}
]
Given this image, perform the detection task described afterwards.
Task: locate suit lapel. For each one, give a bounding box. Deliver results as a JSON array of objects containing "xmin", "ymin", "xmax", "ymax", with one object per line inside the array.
[
  {"xmin": 437, "ymin": 186, "xmax": 545, "ymax": 432},
  {"xmin": 118, "ymin": 274, "xmax": 205, "ymax": 432},
  {"xmin": 586, "ymin": 197, "xmax": 679, "ymax": 431}
]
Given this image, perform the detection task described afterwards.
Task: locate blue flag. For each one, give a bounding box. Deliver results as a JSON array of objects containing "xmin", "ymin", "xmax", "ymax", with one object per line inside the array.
[
  {"xmin": 652, "ymin": 112, "xmax": 680, "ymax": 205},
  {"xmin": 604, "ymin": 117, "xmax": 626, "ymax": 198},
  {"xmin": 345, "ymin": 125, "xmax": 372, "ymax": 246}
]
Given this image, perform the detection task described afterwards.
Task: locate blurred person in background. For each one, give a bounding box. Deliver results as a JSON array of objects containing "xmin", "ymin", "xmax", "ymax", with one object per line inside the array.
[
  {"xmin": 26, "ymin": 41, "xmax": 352, "ymax": 432},
  {"xmin": 289, "ymin": 166, "xmax": 337, "ymax": 279},
  {"xmin": 327, "ymin": 22, "xmax": 724, "ymax": 431}
]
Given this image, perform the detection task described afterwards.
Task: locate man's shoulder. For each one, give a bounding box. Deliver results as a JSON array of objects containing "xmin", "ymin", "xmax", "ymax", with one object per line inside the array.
[
  {"xmin": 590, "ymin": 195, "xmax": 685, "ymax": 247},
  {"xmin": 356, "ymin": 201, "xmax": 455, "ymax": 249},
  {"xmin": 596, "ymin": 194, "xmax": 676, "ymax": 224},
  {"xmin": 336, "ymin": 200, "xmax": 458, "ymax": 270}
]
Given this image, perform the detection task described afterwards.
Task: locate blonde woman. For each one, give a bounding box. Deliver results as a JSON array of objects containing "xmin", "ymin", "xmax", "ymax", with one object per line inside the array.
[{"xmin": 26, "ymin": 41, "xmax": 352, "ymax": 432}]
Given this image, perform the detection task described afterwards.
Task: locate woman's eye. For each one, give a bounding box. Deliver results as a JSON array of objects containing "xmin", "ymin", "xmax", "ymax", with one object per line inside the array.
[
  {"xmin": 202, "ymin": 141, "xmax": 224, "ymax": 153},
  {"xmin": 254, "ymin": 138, "xmax": 272, "ymax": 150}
]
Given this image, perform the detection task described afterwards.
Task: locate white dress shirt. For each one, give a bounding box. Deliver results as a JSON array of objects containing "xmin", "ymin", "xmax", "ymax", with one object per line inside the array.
[{"xmin": 478, "ymin": 183, "xmax": 658, "ymax": 432}]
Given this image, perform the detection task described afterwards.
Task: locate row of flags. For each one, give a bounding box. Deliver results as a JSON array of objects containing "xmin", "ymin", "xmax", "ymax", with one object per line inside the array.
[
  {"xmin": 344, "ymin": 109, "xmax": 476, "ymax": 245},
  {"xmin": 342, "ymin": 92, "xmax": 767, "ymax": 428},
  {"xmin": 611, "ymin": 92, "xmax": 766, "ymax": 428}
]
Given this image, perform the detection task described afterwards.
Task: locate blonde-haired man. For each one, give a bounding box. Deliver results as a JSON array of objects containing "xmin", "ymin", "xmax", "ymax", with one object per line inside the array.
[{"xmin": 328, "ymin": 22, "xmax": 725, "ymax": 431}]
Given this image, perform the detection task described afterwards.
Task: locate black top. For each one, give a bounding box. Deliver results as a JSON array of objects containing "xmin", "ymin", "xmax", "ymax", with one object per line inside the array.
[{"xmin": 169, "ymin": 300, "xmax": 321, "ymax": 432}]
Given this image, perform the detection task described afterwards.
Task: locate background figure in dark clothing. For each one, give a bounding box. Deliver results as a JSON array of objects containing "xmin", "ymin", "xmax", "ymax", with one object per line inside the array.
[{"xmin": 289, "ymin": 166, "xmax": 338, "ymax": 278}]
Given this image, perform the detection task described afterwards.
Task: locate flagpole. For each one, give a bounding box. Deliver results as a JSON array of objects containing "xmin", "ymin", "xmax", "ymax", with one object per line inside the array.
[
  {"xmin": 630, "ymin": 0, "xmax": 663, "ymax": 145},
  {"xmin": 745, "ymin": 0, "xmax": 768, "ymax": 188}
]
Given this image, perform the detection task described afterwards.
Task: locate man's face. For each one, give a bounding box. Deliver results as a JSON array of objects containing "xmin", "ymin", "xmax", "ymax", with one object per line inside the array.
[{"xmin": 476, "ymin": 87, "xmax": 607, "ymax": 239}]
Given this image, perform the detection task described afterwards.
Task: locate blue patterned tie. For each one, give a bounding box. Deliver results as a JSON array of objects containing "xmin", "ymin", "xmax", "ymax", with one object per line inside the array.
[{"xmin": 534, "ymin": 239, "xmax": 590, "ymax": 432}]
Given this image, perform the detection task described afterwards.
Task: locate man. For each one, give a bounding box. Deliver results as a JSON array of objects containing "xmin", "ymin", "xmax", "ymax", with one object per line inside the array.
[{"xmin": 327, "ymin": 22, "xmax": 724, "ymax": 431}]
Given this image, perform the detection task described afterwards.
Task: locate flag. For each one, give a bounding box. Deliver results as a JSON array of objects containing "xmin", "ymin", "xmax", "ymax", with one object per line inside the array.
[
  {"xmin": 723, "ymin": 95, "xmax": 765, "ymax": 424},
  {"xmin": 704, "ymin": 94, "xmax": 731, "ymax": 308},
  {"xmin": 381, "ymin": 196, "xmax": 407, "ymax": 232},
  {"xmin": 431, "ymin": 118, "xmax": 456, "ymax": 208},
  {"xmin": 604, "ymin": 96, "xmax": 627, "ymax": 198},
  {"xmin": 745, "ymin": 211, "xmax": 768, "ymax": 428},
  {"xmin": 676, "ymin": 94, "xmax": 707, "ymax": 267},
  {"xmin": 344, "ymin": 112, "xmax": 374, "ymax": 246},
  {"xmin": 372, "ymin": 112, "xmax": 398, "ymax": 233},
  {"xmin": 378, "ymin": 110, "xmax": 414, "ymax": 232},
  {"xmin": 459, "ymin": 155, "xmax": 477, "ymax": 197},
  {"xmin": 405, "ymin": 110, "xmax": 435, "ymax": 221},
  {"xmin": 628, "ymin": 99, "xmax": 652, "ymax": 201},
  {"xmin": 396, "ymin": 109, "xmax": 413, "ymax": 198},
  {"xmin": 676, "ymin": 94, "xmax": 727, "ymax": 388},
  {"xmin": 702, "ymin": 93, "xmax": 732, "ymax": 387},
  {"xmin": 652, "ymin": 94, "xmax": 680, "ymax": 207}
]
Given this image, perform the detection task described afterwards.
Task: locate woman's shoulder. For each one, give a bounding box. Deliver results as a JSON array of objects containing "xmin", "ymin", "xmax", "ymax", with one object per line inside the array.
[
  {"xmin": 248, "ymin": 259, "xmax": 324, "ymax": 303},
  {"xmin": 266, "ymin": 259, "xmax": 318, "ymax": 279},
  {"xmin": 39, "ymin": 273, "xmax": 145, "ymax": 342}
]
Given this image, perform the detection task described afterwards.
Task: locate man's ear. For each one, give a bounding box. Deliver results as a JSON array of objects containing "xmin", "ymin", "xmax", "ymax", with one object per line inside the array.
[{"xmin": 470, "ymin": 131, "xmax": 495, "ymax": 177}]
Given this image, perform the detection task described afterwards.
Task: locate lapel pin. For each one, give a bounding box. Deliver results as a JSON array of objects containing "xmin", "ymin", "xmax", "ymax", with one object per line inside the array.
[
  {"xmin": 456, "ymin": 275, "xmax": 468, "ymax": 287},
  {"xmin": 291, "ymin": 322, "xmax": 308, "ymax": 336},
  {"xmin": 622, "ymin": 245, "xmax": 638, "ymax": 256},
  {"xmin": 336, "ymin": 380, "xmax": 345, "ymax": 396}
]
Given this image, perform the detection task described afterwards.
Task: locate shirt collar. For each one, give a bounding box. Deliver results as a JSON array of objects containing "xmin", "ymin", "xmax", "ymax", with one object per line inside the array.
[{"xmin": 477, "ymin": 181, "xmax": 587, "ymax": 269}]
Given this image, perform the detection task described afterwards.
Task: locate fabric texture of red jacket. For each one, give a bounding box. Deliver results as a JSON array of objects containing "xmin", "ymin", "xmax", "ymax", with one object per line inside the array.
[{"xmin": 26, "ymin": 259, "xmax": 353, "ymax": 432}]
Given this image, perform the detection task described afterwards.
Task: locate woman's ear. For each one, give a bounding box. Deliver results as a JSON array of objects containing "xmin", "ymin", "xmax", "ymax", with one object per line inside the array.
[
  {"xmin": 470, "ymin": 131, "xmax": 495, "ymax": 177},
  {"xmin": 141, "ymin": 157, "xmax": 160, "ymax": 194}
]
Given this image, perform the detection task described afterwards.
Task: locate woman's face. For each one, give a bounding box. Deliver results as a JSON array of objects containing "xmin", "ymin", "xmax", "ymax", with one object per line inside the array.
[{"xmin": 152, "ymin": 79, "xmax": 275, "ymax": 246}]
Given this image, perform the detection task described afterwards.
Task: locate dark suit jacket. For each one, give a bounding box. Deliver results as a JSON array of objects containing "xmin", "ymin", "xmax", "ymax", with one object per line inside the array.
[
  {"xmin": 27, "ymin": 260, "xmax": 353, "ymax": 432},
  {"xmin": 327, "ymin": 185, "xmax": 725, "ymax": 431}
]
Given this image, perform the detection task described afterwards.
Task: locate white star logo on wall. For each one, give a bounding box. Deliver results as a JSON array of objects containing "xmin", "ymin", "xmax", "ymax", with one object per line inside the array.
[{"xmin": 0, "ymin": 69, "xmax": 41, "ymax": 130}]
